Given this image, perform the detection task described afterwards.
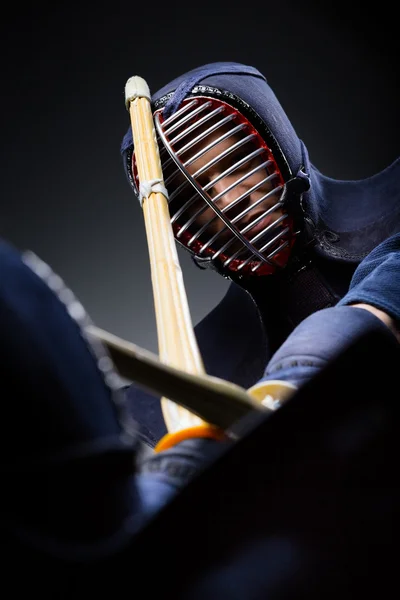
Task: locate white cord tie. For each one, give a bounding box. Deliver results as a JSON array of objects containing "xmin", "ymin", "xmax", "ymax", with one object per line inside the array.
[{"xmin": 138, "ymin": 179, "xmax": 169, "ymax": 206}]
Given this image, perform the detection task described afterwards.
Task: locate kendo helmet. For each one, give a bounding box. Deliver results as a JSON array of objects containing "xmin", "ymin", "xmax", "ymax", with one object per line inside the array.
[{"xmin": 121, "ymin": 62, "xmax": 313, "ymax": 282}]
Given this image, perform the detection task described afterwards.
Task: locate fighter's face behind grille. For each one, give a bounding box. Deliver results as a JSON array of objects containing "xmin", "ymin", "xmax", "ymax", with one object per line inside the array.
[{"xmin": 132, "ymin": 95, "xmax": 297, "ymax": 279}]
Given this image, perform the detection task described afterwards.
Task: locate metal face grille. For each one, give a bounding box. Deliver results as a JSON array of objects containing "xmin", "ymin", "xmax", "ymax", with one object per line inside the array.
[{"xmin": 132, "ymin": 96, "xmax": 296, "ymax": 277}]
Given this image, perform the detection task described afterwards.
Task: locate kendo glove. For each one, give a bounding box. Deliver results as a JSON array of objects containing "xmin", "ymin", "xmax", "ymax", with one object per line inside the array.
[{"xmin": 250, "ymin": 232, "xmax": 400, "ymax": 393}]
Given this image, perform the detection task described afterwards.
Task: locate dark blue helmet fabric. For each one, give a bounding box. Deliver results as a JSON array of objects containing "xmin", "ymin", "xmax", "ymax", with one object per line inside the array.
[{"xmin": 121, "ymin": 61, "xmax": 400, "ymax": 261}]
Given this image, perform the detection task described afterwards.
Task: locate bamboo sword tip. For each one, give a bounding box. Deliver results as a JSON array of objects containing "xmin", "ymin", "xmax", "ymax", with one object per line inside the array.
[{"xmin": 125, "ymin": 75, "xmax": 151, "ymax": 109}]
